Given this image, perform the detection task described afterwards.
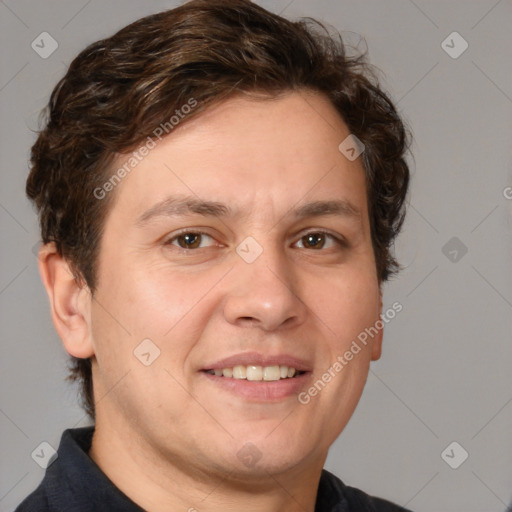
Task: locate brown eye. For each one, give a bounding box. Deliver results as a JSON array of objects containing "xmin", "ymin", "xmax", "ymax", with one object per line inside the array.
[
  {"xmin": 302, "ymin": 232, "xmax": 326, "ymax": 249},
  {"xmin": 295, "ymin": 231, "xmax": 344, "ymax": 250},
  {"xmin": 166, "ymin": 232, "xmax": 215, "ymax": 250},
  {"xmin": 177, "ymin": 233, "xmax": 201, "ymax": 249}
]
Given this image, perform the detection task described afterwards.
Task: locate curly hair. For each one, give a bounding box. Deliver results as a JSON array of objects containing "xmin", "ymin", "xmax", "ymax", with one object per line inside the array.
[{"xmin": 26, "ymin": 0, "xmax": 410, "ymax": 419}]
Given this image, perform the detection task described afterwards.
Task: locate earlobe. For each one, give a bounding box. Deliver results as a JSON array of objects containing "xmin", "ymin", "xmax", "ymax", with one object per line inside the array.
[
  {"xmin": 370, "ymin": 328, "xmax": 383, "ymax": 361},
  {"xmin": 38, "ymin": 243, "xmax": 95, "ymax": 359}
]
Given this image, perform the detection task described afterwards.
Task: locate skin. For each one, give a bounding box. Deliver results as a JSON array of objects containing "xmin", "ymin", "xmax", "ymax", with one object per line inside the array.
[{"xmin": 39, "ymin": 90, "xmax": 383, "ymax": 512}]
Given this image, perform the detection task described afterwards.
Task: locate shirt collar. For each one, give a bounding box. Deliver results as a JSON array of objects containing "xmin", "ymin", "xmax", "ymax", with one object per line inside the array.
[{"xmin": 44, "ymin": 427, "xmax": 144, "ymax": 511}]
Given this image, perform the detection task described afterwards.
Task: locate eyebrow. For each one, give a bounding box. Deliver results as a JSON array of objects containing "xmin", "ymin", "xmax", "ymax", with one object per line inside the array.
[
  {"xmin": 135, "ymin": 195, "xmax": 361, "ymax": 226},
  {"xmin": 293, "ymin": 199, "xmax": 361, "ymax": 220},
  {"xmin": 136, "ymin": 196, "xmax": 231, "ymax": 226}
]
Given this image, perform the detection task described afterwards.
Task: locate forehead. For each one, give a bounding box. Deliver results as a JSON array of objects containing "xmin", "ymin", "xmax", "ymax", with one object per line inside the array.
[{"xmin": 107, "ymin": 90, "xmax": 368, "ymax": 223}]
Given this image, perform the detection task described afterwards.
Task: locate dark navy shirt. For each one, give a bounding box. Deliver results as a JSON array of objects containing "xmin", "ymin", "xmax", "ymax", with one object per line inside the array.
[{"xmin": 16, "ymin": 427, "xmax": 412, "ymax": 511}]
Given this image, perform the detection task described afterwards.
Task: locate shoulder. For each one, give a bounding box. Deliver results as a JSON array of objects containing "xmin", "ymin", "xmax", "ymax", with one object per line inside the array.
[
  {"xmin": 317, "ymin": 469, "xmax": 413, "ymax": 512},
  {"xmin": 14, "ymin": 427, "xmax": 94, "ymax": 512}
]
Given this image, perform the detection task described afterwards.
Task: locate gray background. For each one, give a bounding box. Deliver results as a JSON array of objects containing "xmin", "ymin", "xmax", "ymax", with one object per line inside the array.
[{"xmin": 1, "ymin": 1, "xmax": 511, "ymax": 511}]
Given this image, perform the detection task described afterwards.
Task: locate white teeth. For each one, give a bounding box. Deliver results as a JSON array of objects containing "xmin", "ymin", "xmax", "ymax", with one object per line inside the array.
[
  {"xmin": 233, "ymin": 365, "xmax": 247, "ymax": 379},
  {"xmin": 246, "ymin": 365, "xmax": 263, "ymax": 381},
  {"xmin": 263, "ymin": 366, "xmax": 281, "ymax": 381},
  {"xmin": 208, "ymin": 365, "xmax": 300, "ymax": 380}
]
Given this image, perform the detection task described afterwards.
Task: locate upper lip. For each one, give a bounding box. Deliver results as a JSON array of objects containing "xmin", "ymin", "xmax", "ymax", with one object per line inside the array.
[{"xmin": 202, "ymin": 351, "xmax": 313, "ymax": 372}]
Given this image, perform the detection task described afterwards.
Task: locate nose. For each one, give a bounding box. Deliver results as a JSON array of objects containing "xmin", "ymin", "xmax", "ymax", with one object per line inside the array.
[{"xmin": 222, "ymin": 243, "xmax": 308, "ymax": 332}]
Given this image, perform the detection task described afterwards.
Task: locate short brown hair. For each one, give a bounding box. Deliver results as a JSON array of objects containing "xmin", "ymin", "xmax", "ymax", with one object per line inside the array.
[{"xmin": 27, "ymin": 0, "xmax": 410, "ymax": 419}]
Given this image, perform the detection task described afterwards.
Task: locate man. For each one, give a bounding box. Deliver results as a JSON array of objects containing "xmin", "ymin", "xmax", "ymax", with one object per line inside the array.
[{"xmin": 17, "ymin": 0, "xmax": 411, "ymax": 510}]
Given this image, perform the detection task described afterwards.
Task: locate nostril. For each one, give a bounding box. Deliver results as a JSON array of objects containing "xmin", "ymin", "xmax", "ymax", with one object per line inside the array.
[{"xmin": 239, "ymin": 317, "xmax": 257, "ymax": 326}]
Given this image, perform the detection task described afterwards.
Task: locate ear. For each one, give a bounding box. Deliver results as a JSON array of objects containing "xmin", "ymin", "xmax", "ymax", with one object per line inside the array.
[
  {"xmin": 370, "ymin": 288, "xmax": 383, "ymax": 361},
  {"xmin": 38, "ymin": 242, "xmax": 95, "ymax": 358}
]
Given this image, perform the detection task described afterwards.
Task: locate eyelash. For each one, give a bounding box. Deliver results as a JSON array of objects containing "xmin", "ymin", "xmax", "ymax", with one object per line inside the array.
[
  {"xmin": 163, "ymin": 230, "xmax": 217, "ymax": 251},
  {"xmin": 295, "ymin": 230, "xmax": 347, "ymax": 250},
  {"xmin": 163, "ymin": 229, "xmax": 347, "ymax": 252}
]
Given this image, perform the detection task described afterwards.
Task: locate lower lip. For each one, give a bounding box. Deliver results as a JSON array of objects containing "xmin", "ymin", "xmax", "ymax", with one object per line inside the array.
[{"xmin": 200, "ymin": 371, "xmax": 310, "ymax": 401}]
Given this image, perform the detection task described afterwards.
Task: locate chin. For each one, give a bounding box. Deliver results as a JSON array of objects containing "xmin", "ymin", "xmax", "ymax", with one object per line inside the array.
[
  {"xmin": 227, "ymin": 451, "xmax": 307, "ymax": 483},
  {"xmin": 223, "ymin": 430, "xmax": 314, "ymax": 476}
]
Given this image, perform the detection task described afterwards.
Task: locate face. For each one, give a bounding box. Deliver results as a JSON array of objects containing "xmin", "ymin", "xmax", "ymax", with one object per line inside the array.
[{"xmin": 82, "ymin": 91, "xmax": 382, "ymax": 478}]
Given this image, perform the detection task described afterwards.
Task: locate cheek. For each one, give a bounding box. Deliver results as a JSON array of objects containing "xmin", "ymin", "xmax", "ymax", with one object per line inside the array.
[
  {"xmin": 306, "ymin": 267, "xmax": 380, "ymax": 344},
  {"xmin": 114, "ymin": 262, "xmax": 227, "ymax": 345},
  {"xmin": 89, "ymin": 266, "xmax": 212, "ymax": 421}
]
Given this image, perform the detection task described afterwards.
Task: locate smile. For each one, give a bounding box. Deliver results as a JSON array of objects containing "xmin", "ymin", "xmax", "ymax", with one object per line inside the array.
[{"xmin": 204, "ymin": 365, "xmax": 305, "ymax": 381}]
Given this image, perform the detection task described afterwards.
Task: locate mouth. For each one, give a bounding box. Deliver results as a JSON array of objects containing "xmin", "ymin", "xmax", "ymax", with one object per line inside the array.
[{"xmin": 200, "ymin": 353, "xmax": 312, "ymax": 401}]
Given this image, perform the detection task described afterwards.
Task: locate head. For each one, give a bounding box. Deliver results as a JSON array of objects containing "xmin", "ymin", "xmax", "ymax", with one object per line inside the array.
[{"xmin": 28, "ymin": 0, "xmax": 409, "ymax": 479}]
